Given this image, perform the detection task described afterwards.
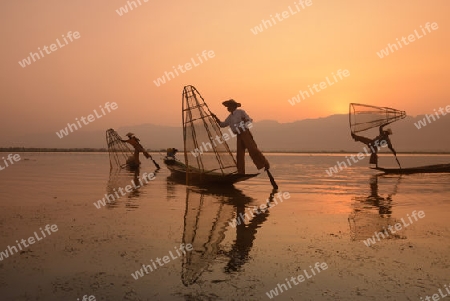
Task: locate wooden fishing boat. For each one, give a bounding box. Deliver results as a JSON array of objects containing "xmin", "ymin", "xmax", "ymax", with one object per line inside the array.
[
  {"xmin": 164, "ymin": 157, "xmax": 258, "ymax": 185},
  {"xmin": 373, "ymin": 163, "xmax": 450, "ymax": 174}
]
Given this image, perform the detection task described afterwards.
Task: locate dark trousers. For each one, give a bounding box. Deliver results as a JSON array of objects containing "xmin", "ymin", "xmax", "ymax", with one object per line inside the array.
[{"xmin": 236, "ymin": 130, "xmax": 269, "ymax": 174}]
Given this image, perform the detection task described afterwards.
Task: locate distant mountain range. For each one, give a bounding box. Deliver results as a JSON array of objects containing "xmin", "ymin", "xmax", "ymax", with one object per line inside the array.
[{"xmin": 2, "ymin": 114, "xmax": 449, "ymax": 152}]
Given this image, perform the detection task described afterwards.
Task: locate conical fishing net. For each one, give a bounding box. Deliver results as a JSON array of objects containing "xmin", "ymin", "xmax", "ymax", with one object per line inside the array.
[
  {"xmin": 349, "ymin": 103, "xmax": 406, "ymax": 133},
  {"xmin": 182, "ymin": 85, "xmax": 237, "ymax": 175},
  {"xmin": 106, "ymin": 128, "xmax": 135, "ymax": 169}
]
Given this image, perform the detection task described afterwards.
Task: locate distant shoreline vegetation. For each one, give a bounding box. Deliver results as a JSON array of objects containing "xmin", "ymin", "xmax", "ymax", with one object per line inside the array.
[{"xmin": 0, "ymin": 148, "xmax": 450, "ymax": 154}]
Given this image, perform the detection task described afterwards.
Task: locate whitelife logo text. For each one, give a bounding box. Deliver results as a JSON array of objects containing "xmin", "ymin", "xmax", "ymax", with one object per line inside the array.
[
  {"xmin": 18, "ymin": 31, "xmax": 81, "ymax": 68},
  {"xmin": 56, "ymin": 102, "xmax": 118, "ymax": 139}
]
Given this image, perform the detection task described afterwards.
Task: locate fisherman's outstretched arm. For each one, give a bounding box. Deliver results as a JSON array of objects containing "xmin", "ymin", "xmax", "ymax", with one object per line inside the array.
[
  {"xmin": 211, "ymin": 113, "xmax": 229, "ymax": 128},
  {"xmin": 387, "ymin": 140, "xmax": 397, "ymax": 155}
]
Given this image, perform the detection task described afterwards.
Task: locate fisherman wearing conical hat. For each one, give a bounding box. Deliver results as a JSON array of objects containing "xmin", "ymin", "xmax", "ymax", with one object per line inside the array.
[
  {"xmin": 212, "ymin": 99, "xmax": 270, "ymax": 174},
  {"xmin": 121, "ymin": 132, "xmax": 151, "ymax": 166},
  {"xmin": 351, "ymin": 125, "xmax": 397, "ymax": 168}
]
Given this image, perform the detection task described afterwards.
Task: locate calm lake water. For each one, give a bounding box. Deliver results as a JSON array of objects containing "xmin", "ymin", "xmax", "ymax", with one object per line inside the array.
[{"xmin": 0, "ymin": 152, "xmax": 449, "ymax": 300}]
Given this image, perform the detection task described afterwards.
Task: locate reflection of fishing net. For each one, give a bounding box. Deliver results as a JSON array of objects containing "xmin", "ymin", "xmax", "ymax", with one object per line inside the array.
[
  {"xmin": 181, "ymin": 188, "xmax": 232, "ymax": 286},
  {"xmin": 182, "ymin": 85, "xmax": 237, "ymax": 175},
  {"xmin": 348, "ymin": 196, "xmax": 403, "ymax": 241},
  {"xmin": 349, "ymin": 103, "xmax": 406, "ymax": 133},
  {"xmin": 106, "ymin": 129, "xmax": 135, "ymax": 169},
  {"xmin": 105, "ymin": 168, "xmax": 141, "ymax": 209}
]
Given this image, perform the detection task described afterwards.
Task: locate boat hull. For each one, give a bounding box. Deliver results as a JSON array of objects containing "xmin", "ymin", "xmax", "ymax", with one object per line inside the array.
[
  {"xmin": 164, "ymin": 158, "xmax": 258, "ymax": 185},
  {"xmin": 373, "ymin": 163, "xmax": 450, "ymax": 174}
]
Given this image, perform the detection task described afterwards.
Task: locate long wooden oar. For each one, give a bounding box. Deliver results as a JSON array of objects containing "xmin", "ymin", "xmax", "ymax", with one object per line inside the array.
[
  {"xmin": 394, "ymin": 155, "xmax": 401, "ymax": 169},
  {"xmin": 148, "ymin": 154, "xmax": 161, "ymax": 169},
  {"xmin": 138, "ymin": 142, "xmax": 160, "ymax": 169},
  {"xmin": 265, "ymin": 168, "xmax": 278, "ymax": 190}
]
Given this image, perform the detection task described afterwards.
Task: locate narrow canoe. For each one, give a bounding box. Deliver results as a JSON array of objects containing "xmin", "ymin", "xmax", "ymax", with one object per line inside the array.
[
  {"xmin": 164, "ymin": 158, "xmax": 258, "ymax": 185},
  {"xmin": 373, "ymin": 163, "xmax": 450, "ymax": 174}
]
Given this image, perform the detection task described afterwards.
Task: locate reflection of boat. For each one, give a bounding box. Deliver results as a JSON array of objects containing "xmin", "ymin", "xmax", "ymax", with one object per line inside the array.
[
  {"xmin": 180, "ymin": 185, "xmax": 274, "ymax": 286},
  {"xmin": 348, "ymin": 174, "xmax": 404, "ymax": 241},
  {"xmin": 164, "ymin": 157, "xmax": 258, "ymax": 185},
  {"xmin": 166, "ymin": 85, "xmax": 259, "ymax": 186},
  {"xmin": 373, "ymin": 163, "xmax": 450, "ymax": 174}
]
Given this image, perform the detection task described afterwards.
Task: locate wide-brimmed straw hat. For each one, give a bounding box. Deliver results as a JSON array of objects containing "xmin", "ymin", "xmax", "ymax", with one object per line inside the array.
[
  {"xmin": 222, "ymin": 99, "xmax": 241, "ymax": 107},
  {"xmin": 126, "ymin": 132, "xmax": 135, "ymax": 137}
]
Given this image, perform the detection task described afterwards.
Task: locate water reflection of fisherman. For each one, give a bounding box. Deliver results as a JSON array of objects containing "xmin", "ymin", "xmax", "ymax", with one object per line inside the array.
[
  {"xmin": 212, "ymin": 99, "xmax": 270, "ymax": 174},
  {"xmin": 366, "ymin": 175, "xmax": 392, "ymax": 217},
  {"xmin": 348, "ymin": 175, "xmax": 399, "ymax": 241},
  {"xmin": 121, "ymin": 133, "xmax": 151, "ymax": 165},
  {"xmin": 224, "ymin": 190, "xmax": 276, "ymax": 273},
  {"xmin": 351, "ymin": 125, "xmax": 397, "ymax": 168}
]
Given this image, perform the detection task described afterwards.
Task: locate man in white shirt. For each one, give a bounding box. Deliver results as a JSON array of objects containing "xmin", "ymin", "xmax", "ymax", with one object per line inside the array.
[{"xmin": 212, "ymin": 99, "xmax": 270, "ymax": 174}]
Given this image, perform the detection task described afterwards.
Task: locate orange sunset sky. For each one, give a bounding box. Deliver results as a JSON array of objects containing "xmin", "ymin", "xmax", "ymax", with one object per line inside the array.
[{"xmin": 0, "ymin": 0, "xmax": 449, "ymax": 143}]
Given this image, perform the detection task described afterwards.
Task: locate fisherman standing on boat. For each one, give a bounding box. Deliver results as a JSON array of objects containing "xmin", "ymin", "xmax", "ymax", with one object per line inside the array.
[
  {"xmin": 121, "ymin": 133, "xmax": 151, "ymax": 166},
  {"xmin": 351, "ymin": 125, "xmax": 397, "ymax": 168},
  {"xmin": 212, "ymin": 99, "xmax": 270, "ymax": 174},
  {"xmin": 166, "ymin": 148, "xmax": 178, "ymax": 159}
]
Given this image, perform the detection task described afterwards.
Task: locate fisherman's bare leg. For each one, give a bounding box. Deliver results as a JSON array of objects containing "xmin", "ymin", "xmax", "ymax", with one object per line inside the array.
[
  {"xmin": 135, "ymin": 150, "xmax": 141, "ymax": 164},
  {"xmin": 369, "ymin": 152, "xmax": 378, "ymax": 168}
]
